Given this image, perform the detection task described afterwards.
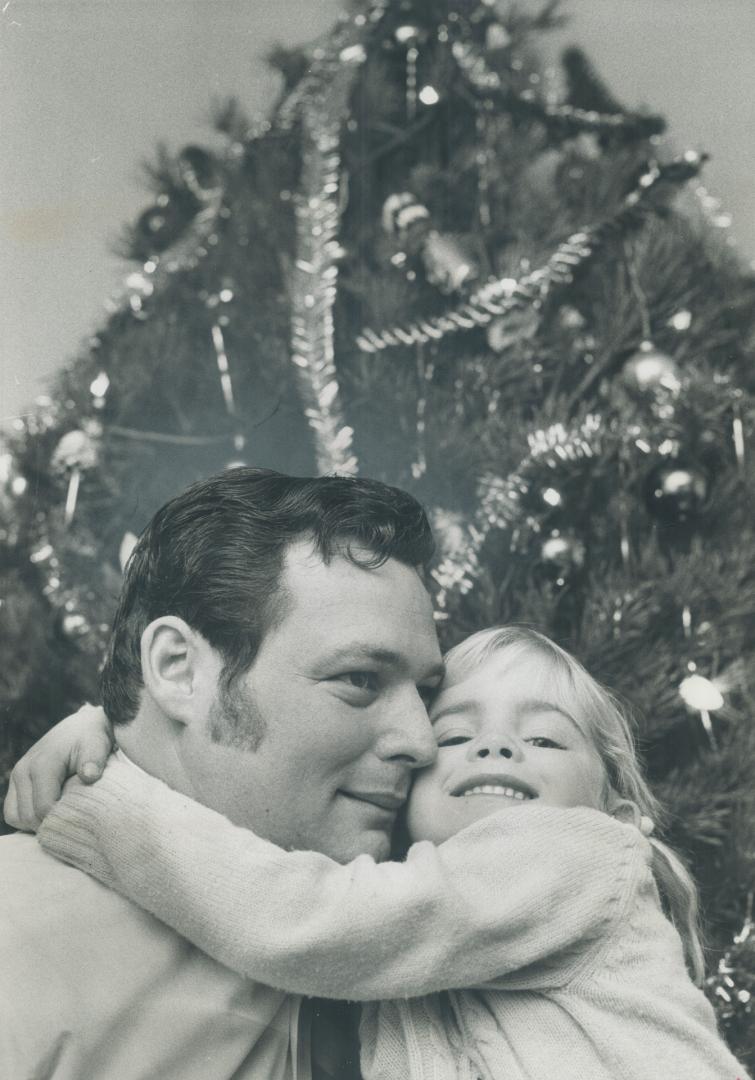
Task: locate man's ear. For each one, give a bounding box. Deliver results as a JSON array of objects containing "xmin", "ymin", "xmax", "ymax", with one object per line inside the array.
[{"xmin": 140, "ymin": 617, "xmax": 219, "ymax": 726}]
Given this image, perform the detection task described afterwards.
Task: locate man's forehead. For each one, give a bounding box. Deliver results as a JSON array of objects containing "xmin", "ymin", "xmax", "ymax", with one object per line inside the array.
[
  {"xmin": 278, "ymin": 539, "xmax": 440, "ymax": 653},
  {"xmin": 282, "ymin": 537, "xmax": 430, "ymax": 600}
]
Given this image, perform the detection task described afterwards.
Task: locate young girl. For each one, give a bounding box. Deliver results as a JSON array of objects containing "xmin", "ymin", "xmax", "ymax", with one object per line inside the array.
[{"xmin": 35, "ymin": 627, "xmax": 747, "ymax": 1079}]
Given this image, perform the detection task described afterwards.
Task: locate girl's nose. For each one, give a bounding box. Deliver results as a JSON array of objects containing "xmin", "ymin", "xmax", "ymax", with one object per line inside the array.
[
  {"xmin": 468, "ymin": 738, "xmax": 519, "ymax": 761},
  {"xmin": 475, "ymin": 745, "xmax": 512, "ymax": 759}
]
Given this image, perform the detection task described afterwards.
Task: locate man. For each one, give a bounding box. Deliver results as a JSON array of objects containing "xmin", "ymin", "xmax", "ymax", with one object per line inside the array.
[{"xmin": 1, "ymin": 467, "xmax": 444, "ymax": 1080}]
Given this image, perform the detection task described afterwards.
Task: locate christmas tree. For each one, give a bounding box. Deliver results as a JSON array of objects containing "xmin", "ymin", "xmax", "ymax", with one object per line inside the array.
[{"xmin": 1, "ymin": 0, "xmax": 753, "ymax": 1063}]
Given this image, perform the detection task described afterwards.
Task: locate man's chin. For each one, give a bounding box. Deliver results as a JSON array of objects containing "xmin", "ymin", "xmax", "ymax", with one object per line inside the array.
[
  {"xmin": 324, "ymin": 827, "xmax": 392, "ymax": 864},
  {"xmin": 329, "ymin": 791, "xmax": 398, "ymax": 862},
  {"xmin": 360, "ymin": 830, "xmax": 392, "ymax": 862}
]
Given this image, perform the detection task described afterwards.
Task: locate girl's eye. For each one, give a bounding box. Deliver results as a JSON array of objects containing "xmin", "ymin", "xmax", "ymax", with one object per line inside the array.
[
  {"xmin": 437, "ymin": 734, "xmax": 472, "ymax": 748},
  {"xmin": 527, "ymin": 736, "xmax": 565, "ymax": 749}
]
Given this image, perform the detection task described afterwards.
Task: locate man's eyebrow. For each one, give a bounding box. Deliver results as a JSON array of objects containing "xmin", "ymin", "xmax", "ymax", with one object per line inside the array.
[{"xmin": 327, "ymin": 645, "xmax": 444, "ymax": 681}]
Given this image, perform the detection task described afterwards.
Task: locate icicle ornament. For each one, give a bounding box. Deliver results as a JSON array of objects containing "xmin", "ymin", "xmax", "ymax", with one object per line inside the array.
[
  {"xmin": 394, "ymin": 25, "xmax": 421, "ymax": 118},
  {"xmin": 410, "ymin": 344, "xmax": 433, "ymax": 480},
  {"xmin": 89, "ymin": 371, "xmax": 110, "ymax": 410},
  {"xmin": 51, "ymin": 424, "xmax": 100, "ymax": 527},
  {"xmin": 210, "ymin": 322, "xmax": 237, "ymax": 417},
  {"xmin": 731, "ymin": 390, "xmax": 746, "ymax": 469}
]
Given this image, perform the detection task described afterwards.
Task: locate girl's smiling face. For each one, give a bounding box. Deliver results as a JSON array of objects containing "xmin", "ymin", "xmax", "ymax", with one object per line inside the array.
[{"xmin": 406, "ymin": 646, "xmax": 607, "ymax": 845}]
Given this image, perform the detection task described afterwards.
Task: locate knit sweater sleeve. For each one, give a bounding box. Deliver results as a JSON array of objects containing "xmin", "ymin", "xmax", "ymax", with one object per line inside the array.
[{"xmin": 38, "ymin": 759, "xmax": 644, "ymax": 1000}]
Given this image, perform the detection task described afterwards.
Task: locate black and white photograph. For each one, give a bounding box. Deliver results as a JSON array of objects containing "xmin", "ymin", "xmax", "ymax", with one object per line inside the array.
[{"xmin": 1, "ymin": 2, "xmax": 754, "ymax": 1077}]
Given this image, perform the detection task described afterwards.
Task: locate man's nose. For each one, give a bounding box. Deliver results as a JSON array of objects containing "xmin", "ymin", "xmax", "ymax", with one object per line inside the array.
[{"xmin": 378, "ymin": 692, "xmax": 437, "ymax": 769}]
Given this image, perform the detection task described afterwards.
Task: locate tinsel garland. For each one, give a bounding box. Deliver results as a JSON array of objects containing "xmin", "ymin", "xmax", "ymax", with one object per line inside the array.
[
  {"xmin": 289, "ymin": 94, "xmax": 360, "ymax": 475},
  {"xmin": 432, "ymin": 415, "xmax": 602, "ymax": 609},
  {"xmin": 282, "ymin": 7, "xmax": 390, "ymax": 475},
  {"xmin": 108, "ymin": 185, "xmax": 225, "ymax": 324},
  {"xmin": 357, "ymin": 152, "xmax": 705, "ymax": 353},
  {"xmin": 450, "ymin": 37, "xmax": 666, "ymax": 140},
  {"xmin": 275, "ymin": 2, "xmax": 387, "ymax": 131}
]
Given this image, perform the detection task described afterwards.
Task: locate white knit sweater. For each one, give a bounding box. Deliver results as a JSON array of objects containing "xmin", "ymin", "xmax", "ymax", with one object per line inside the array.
[{"xmin": 39, "ymin": 759, "xmax": 748, "ymax": 1080}]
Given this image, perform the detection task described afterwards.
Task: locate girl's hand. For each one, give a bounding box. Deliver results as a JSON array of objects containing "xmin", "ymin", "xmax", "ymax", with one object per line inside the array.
[{"xmin": 3, "ymin": 704, "xmax": 114, "ymax": 832}]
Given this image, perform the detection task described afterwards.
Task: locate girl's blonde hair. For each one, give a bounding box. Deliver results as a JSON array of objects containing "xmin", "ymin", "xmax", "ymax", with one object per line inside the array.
[{"xmin": 443, "ymin": 625, "xmax": 705, "ymax": 984}]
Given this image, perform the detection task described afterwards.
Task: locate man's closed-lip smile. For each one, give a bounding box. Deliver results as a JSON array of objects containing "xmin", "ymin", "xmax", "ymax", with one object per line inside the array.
[{"xmin": 340, "ymin": 790, "xmax": 407, "ymax": 812}]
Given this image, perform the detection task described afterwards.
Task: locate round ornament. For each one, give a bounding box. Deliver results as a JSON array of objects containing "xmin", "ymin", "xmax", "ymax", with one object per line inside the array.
[
  {"xmin": 51, "ymin": 427, "xmax": 99, "ymax": 474},
  {"xmin": 487, "ymin": 305, "xmax": 540, "ymax": 353},
  {"xmin": 485, "ymin": 23, "xmax": 511, "ymax": 51},
  {"xmin": 394, "ymin": 25, "xmax": 422, "ymax": 46},
  {"xmin": 557, "ymin": 305, "xmax": 586, "ymax": 332},
  {"xmin": 381, "ymin": 194, "xmax": 476, "ymax": 292},
  {"xmin": 62, "ymin": 611, "xmax": 91, "ymax": 638},
  {"xmin": 382, "ymin": 192, "xmax": 430, "ymax": 240},
  {"xmin": 678, "ymin": 672, "xmax": 724, "ymax": 712},
  {"xmin": 177, "ymin": 145, "xmax": 218, "ymax": 196},
  {"xmin": 570, "ymin": 132, "xmax": 602, "ymax": 160},
  {"xmin": 539, "ymin": 533, "xmax": 586, "ymax": 584},
  {"xmin": 668, "ymin": 309, "xmax": 692, "ymax": 332},
  {"xmin": 541, "ymin": 486, "xmax": 563, "ymax": 509},
  {"xmin": 339, "ymin": 43, "xmax": 367, "ymax": 65},
  {"xmin": 422, "ymin": 231, "xmax": 477, "ymax": 293},
  {"xmin": 135, "ymin": 195, "xmax": 198, "ymax": 255},
  {"xmin": 644, "ymin": 462, "xmax": 707, "ymax": 524},
  {"xmin": 622, "ymin": 341, "xmax": 681, "ymax": 397},
  {"xmin": 418, "ymin": 85, "xmax": 440, "ymax": 106}
]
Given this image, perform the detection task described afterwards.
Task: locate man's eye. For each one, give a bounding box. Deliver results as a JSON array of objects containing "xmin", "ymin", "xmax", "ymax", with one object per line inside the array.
[
  {"xmin": 437, "ymin": 734, "xmax": 471, "ymax": 748},
  {"xmin": 338, "ymin": 671, "xmax": 379, "ymax": 693},
  {"xmin": 527, "ymin": 736, "xmax": 565, "ymax": 749},
  {"xmin": 418, "ymin": 684, "xmax": 439, "ymax": 707}
]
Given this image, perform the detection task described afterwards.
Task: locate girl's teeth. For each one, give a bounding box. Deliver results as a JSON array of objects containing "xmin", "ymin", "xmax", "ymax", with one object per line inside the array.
[{"xmin": 463, "ymin": 785, "xmax": 528, "ymax": 799}]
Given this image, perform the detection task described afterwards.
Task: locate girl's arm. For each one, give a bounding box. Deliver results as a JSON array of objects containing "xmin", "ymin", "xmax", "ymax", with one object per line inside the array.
[{"xmin": 39, "ymin": 758, "xmax": 643, "ymax": 1000}]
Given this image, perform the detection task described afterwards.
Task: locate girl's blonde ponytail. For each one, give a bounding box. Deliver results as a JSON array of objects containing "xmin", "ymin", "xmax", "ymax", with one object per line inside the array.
[{"xmin": 648, "ymin": 837, "xmax": 705, "ymax": 985}]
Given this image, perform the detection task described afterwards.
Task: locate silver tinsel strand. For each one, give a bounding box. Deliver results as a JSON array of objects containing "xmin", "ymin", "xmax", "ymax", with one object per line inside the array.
[
  {"xmin": 357, "ymin": 153, "xmax": 704, "ymax": 353},
  {"xmin": 432, "ymin": 415, "xmax": 602, "ymax": 609},
  {"xmin": 450, "ymin": 38, "xmax": 665, "ymax": 139},
  {"xmin": 285, "ymin": 9, "xmax": 389, "ymax": 474}
]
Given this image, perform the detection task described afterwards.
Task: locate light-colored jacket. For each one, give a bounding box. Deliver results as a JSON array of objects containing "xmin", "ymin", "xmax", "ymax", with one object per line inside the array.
[
  {"xmin": 38, "ymin": 758, "xmax": 748, "ymax": 1080},
  {"xmin": 0, "ymin": 831, "xmax": 310, "ymax": 1080}
]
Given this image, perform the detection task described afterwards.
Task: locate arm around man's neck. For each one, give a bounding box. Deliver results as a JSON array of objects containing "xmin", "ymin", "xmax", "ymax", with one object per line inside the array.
[{"xmin": 38, "ymin": 756, "xmax": 642, "ymax": 1001}]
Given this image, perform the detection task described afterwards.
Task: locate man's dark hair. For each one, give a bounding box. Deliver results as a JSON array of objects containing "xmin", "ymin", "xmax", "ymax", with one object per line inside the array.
[{"xmin": 101, "ymin": 467, "xmax": 435, "ymax": 725}]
